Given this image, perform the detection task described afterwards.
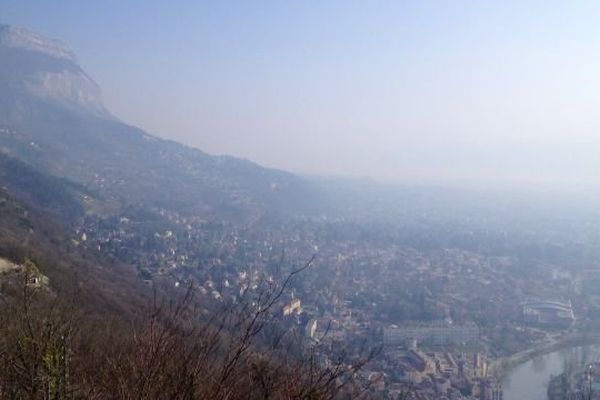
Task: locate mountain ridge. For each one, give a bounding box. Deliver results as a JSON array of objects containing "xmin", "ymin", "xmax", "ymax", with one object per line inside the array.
[
  {"xmin": 0, "ymin": 24, "xmax": 76, "ymax": 62},
  {"xmin": 0, "ymin": 24, "xmax": 108, "ymax": 119},
  {"xmin": 0, "ymin": 24, "xmax": 327, "ymax": 223}
]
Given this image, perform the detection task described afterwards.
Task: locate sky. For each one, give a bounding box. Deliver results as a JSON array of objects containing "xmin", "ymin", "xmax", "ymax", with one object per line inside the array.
[{"xmin": 3, "ymin": 1, "xmax": 600, "ymax": 186}]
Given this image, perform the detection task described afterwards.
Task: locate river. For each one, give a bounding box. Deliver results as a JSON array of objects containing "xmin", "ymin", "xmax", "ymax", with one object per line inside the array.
[{"xmin": 502, "ymin": 343, "xmax": 600, "ymax": 400}]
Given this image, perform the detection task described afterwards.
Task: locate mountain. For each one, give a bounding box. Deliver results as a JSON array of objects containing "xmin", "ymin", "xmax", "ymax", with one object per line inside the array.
[
  {"xmin": 0, "ymin": 24, "xmax": 325, "ymax": 224},
  {"xmin": 0, "ymin": 25, "xmax": 107, "ymax": 119},
  {"xmin": 0, "ymin": 25, "xmax": 367, "ymax": 399}
]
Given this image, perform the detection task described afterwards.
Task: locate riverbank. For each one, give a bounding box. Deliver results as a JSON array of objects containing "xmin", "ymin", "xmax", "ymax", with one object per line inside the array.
[{"xmin": 489, "ymin": 331, "xmax": 600, "ymax": 379}]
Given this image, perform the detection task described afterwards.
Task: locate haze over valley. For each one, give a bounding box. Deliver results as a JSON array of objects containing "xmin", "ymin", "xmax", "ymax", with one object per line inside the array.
[{"xmin": 2, "ymin": 3, "xmax": 600, "ymax": 400}]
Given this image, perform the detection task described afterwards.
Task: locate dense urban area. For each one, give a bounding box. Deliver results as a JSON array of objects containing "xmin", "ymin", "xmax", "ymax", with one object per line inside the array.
[{"xmin": 65, "ymin": 190, "xmax": 600, "ymax": 399}]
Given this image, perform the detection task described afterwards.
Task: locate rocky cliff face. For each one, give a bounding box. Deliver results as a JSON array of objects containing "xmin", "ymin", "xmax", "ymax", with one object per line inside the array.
[
  {"xmin": 0, "ymin": 25, "xmax": 76, "ymax": 61},
  {"xmin": 0, "ymin": 24, "xmax": 107, "ymax": 118}
]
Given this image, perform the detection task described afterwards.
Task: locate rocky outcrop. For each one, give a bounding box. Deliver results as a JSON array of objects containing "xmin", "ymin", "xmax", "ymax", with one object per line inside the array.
[
  {"xmin": 0, "ymin": 24, "xmax": 108, "ymax": 117},
  {"xmin": 0, "ymin": 25, "xmax": 76, "ymax": 62}
]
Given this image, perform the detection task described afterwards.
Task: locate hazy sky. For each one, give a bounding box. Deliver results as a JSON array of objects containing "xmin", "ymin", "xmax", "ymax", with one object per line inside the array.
[{"xmin": 4, "ymin": 1, "xmax": 600, "ymax": 185}]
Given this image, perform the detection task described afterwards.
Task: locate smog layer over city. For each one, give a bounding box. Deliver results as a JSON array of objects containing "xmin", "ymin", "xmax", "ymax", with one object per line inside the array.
[{"xmin": 2, "ymin": 2, "xmax": 600, "ymax": 400}]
